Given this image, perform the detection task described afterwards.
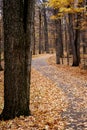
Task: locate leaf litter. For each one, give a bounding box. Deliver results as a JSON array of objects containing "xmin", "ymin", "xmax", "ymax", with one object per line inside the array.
[
  {"xmin": 0, "ymin": 68, "xmax": 68, "ymax": 130},
  {"xmin": 47, "ymin": 55, "xmax": 87, "ymax": 129},
  {"xmin": 0, "ymin": 54, "xmax": 87, "ymax": 129}
]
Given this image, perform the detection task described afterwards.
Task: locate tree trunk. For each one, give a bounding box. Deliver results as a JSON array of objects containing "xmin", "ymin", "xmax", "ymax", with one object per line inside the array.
[
  {"xmin": 25, "ymin": 0, "xmax": 35, "ymax": 117},
  {"xmin": 59, "ymin": 19, "xmax": 63, "ymax": 64},
  {"xmin": 68, "ymin": 14, "xmax": 80, "ymax": 66},
  {"xmin": 60, "ymin": 20, "xmax": 63, "ymax": 58},
  {"xmin": 68, "ymin": 0, "xmax": 81, "ymax": 66},
  {"xmin": 39, "ymin": 8, "xmax": 42, "ymax": 54},
  {"xmin": 65, "ymin": 15, "xmax": 70, "ymax": 65},
  {"xmin": 0, "ymin": 45, "xmax": 3, "ymax": 71},
  {"xmin": 54, "ymin": 9, "xmax": 63, "ymax": 64},
  {"xmin": 43, "ymin": 4, "xmax": 49, "ymax": 53},
  {"xmin": 0, "ymin": 18, "xmax": 3, "ymax": 71},
  {"xmin": 0, "ymin": 0, "xmax": 34, "ymax": 120},
  {"xmin": 32, "ymin": 4, "xmax": 36, "ymax": 55},
  {"xmin": 55, "ymin": 19, "xmax": 62, "ymax": 64},
  {"xmin": 72, "ymin": 14, "xmax": 80, "ymax": 66}
]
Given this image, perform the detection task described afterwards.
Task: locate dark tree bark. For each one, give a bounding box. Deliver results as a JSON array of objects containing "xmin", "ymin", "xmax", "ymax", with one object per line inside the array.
[
  {"xmin": 60, "ymin": 20, "xmax": 63, "ymax": 58},
  {"xmin": 68, "ymin": 14, "xmax": 80, "ymax": 66},
  {"xmin": 32, "ymin": 3, "xmax": 36, "ymax": 55},
  {"xmin": 72, "ymin": 14, "xmax": 80, "ymax": 66},
  {"xmin": 0, "ymin": 18, "xmax": 3, "ymax": 71},
  {"xmin": 54, "ymin": 10, "xmax": 63, "ymax": 64},
  {"xmin": 0, "ymin": 0, "xmax": 35, "ymax": 120},
  {"xmin": 39, "ymin": 8, "xmax": 42, "ymax": 54},
  {"xmin": 43, "ymin": 0, "xmax": 49, "ymax": 53},
  {"xmin": 59, "ymin": 19, "xmax": 63, "ymax": 64},
  {"xmin": 32, "ymin": 24, "xmax": 36, "ymax": 55},
  {"xmin": 65, "ymin": 15, "xmax": 70, "ymax": 65},
  {"xmin": 55, "ymin": 19, "xmax": 61, "ymax": 64},
  {"xmin": 0, "ymin": 41, "xmax": 3, "ymax": 71}
]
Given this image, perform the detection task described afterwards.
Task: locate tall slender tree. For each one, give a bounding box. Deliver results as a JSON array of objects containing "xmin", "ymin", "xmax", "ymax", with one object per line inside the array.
[
  {"xmin": 39, "ymin": 8, "xmax": 42, "ymax": 54},
  {"xmin": 32, "ymin": 3, "xmax": 36, "ymax": 55},
  {"xmin": 43, "ymin": 0, "xmax": 49, "ymax": 53},
  {"xmin": 69, "ymin": 0, "xmax": 81, "ymax": 66},
  {"xmin": 54, "ymin": 9, "xmax": 63, "ymax": 64}
]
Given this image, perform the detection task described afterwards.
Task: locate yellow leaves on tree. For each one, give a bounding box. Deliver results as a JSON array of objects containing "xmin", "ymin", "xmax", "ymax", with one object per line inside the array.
[
  {"xmin": 48, "ymin": 0, "xmax": 85, "ymax": 16},
  {"xmin": 48, "ymin": 0, "xmax": 70, "ymax": 9}
]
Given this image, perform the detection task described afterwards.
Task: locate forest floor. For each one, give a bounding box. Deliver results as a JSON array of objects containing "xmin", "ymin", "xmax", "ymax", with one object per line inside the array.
[{"xmin": 0, "ymin": 54, "xmax": 87, "ymax": 130}]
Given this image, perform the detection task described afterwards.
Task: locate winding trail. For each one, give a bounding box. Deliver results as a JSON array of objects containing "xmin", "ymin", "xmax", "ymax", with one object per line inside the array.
[{"xmin": 32, "ymin": 54, "xmax": 87, "ymax": 130}]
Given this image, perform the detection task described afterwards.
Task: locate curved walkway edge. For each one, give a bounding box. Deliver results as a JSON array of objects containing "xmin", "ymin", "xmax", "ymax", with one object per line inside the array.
[{"xmin": 32, "ymin": 54, "xmax": 87, "ymax": 130}]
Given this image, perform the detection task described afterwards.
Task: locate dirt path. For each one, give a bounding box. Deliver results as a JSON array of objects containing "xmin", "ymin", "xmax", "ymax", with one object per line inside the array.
[{"xmin": 32, "ymin": 54, "xmax": 87, "ymax": 130}]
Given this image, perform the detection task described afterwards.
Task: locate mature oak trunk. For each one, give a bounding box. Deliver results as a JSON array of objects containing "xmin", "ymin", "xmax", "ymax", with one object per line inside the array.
[{"xmin": 0, "ymin": 0, "xmax": 34, "ymax": 120}]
